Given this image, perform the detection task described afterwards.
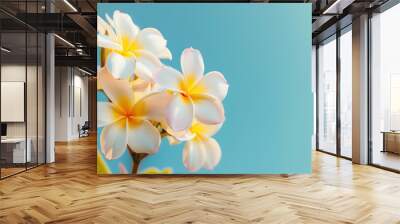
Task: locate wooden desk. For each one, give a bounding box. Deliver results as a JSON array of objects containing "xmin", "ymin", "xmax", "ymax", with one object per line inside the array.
[{"xmin": 382, "ymin": 131, "xmax": 400, "ymax": 154}]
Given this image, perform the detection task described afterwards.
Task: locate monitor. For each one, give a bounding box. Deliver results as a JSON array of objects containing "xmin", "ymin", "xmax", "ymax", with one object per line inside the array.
[{"xmin": 1, "ymin": 123, "xmax": 7, "ymax": 137}]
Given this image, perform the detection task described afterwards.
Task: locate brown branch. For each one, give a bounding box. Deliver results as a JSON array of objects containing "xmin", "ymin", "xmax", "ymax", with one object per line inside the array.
[{"xmin": 128, "ymin": 146, "xmax": 148, "ymax": 174}]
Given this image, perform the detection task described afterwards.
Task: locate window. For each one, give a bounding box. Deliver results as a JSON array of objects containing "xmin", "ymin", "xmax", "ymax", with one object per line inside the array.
[
  {"xmin": 317, "ymin": 36, "xmax": 337, "ymax": 154},
  {"xmin": 370, "ymin": 3, "xmax": 400, "ymax": 171},
  {"xmin": 339, "ymin": 28, "xmax": 352, "ymax": 158}
]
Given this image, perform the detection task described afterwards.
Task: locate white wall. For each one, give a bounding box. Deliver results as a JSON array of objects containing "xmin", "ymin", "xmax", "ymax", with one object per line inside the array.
[
  {"xmin": 1, "ymin": 65, "xmax": 38, "ymax": 138},
  {"xmin": 54, "ymin": 67, "xmax": 89, "ymax": 141}
]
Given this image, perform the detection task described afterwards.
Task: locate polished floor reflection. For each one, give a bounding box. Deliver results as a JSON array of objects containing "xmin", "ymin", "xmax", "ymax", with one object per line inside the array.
[
  {"xmin": 373, "ymin": 150, "xmax": 400, "ymax": 171},
  {"xmin": 0, "ymin": 135, "xmax": 400, "ymax": 223}
]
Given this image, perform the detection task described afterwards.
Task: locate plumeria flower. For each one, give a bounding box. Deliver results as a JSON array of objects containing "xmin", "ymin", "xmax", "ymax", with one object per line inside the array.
[
  {"xmin": 98, "ymin": 68, "xmax": 162, "ymax": 160},
  {"xmin": 181, "ymin": 122, "xmax": 223, "ymax": 172},
  {"xmin": 97, "ymin": 10, "xmax": 171, "ymax": 80},
  {"xmin": 153, "ymin": 48, "xmax": 229, "ymax": 132}
]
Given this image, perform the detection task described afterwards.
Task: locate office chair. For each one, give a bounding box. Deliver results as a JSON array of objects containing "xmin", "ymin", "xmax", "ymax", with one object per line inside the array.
[{"xmin": 78, "ymin": 121, "xmax": 90, "ymax": 138}]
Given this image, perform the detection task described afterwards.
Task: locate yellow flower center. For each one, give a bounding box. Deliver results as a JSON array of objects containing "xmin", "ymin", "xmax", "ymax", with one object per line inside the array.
[
  {"xmin": 179, "ymin": 73, "xmax": 199, "ymax": 96},
  {"xmin": 114, "ymin": 35, "xmax": 143, "ymax": 58},
  {"xmin": 112, "ymin": 97, "xmax": 137, "ymax": 122},
  {"xmin": 189, "ymin": 123, "xmax": 207, "ymax": 137}
]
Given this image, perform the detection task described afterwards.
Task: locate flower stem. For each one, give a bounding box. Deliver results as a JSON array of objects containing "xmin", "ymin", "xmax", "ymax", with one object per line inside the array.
[{"xmin": 128, "ymin": 146, "xmax": 148, "ymax": 174}]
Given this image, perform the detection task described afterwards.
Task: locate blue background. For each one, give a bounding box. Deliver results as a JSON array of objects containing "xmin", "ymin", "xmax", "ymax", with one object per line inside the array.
[{"xmin": 97, "ymin": 3, "xmax": 312, "ymax": 174}]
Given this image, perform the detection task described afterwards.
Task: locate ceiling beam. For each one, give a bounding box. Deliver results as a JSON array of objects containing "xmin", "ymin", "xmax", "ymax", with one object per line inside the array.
[{"xmin": 55, "ymin": 55, "xmax": 96, "ymax": 70}]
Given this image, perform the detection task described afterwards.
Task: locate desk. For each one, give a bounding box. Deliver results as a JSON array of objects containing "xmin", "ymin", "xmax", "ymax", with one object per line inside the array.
[
  {"xmin": 1, "ymin": 138, "xmax": 31, "ymax": 163},
  {"xmin": 382, "ymin": 131, "xmax": 400, "ymax": 154}
]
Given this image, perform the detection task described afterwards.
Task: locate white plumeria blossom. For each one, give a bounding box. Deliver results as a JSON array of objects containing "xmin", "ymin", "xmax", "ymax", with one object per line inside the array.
[
  {"xmin": 97, "ymin": 10, "xmax": 171, "ymax": 80},
  {"xmin": 97, "ymin": 12, "xmax": 229, "ymax": 172},
  {"xmin": 181, "ymin": 122, "xmax": 223, "ymax": 172},
  {"xmin": 98, "ymin": 68, "xmax": 163, "ymax": 160},
  {"xmin": 153, "ymin": 48, "xmax": 229, "ymax": 132}
]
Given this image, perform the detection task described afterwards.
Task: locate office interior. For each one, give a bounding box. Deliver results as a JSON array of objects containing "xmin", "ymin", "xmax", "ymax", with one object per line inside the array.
[
  {"xmin": 0, "ymin": 0, "xmax": 399, "ymax": 222},
  {"xmin": 0, "ymin": 0, "xmax": 398, "ymax": 177},
  {"xmin": 0, "ymin": 0, "xmax": 97, "ymax": 179}
]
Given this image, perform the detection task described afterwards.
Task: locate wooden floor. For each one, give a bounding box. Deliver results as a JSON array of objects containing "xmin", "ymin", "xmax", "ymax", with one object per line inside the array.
[
  {"xmin": 1, "ymin": 136, "xmax": 400, "ymax": 223},
  {"xmin": 0, "ymin": 167, "xmax": 26, "ymax": 178}
]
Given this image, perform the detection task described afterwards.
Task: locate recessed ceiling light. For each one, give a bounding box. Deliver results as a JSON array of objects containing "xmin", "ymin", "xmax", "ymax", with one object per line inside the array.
[
  {"xmin": 54, "ymin": 34, "xmax": 75, "ymax": 48},
  {"xmin": 322, "ymin": 0, "xmax": 354, "ymax": 15},
  {"xmin": 63, "ymin": 0, "xmax": 78, "ymax": 12},
  {"xmin": 1, "ymin": 47, "xmax": 11, "ymax": 53},
  {"xmin": 78, "ymin": 67, "xmax": 93, "ymax": 76}
]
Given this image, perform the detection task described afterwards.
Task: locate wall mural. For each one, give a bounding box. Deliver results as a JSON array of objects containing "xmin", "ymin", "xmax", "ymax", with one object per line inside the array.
[{"xmin": 97, "ymin": 4, "xmax": 312, "ymax": 174}]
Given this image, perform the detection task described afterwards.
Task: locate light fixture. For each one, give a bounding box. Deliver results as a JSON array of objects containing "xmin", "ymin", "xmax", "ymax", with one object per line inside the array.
[
  {"xmin": 322, "ymin": 0, "xmax": 354, "ymax": 15},
  {"xmin": 63, "ymin": 0, "xmax": 78, "ymax": 12},
  {"xmin": 54, "ymin": 34, "xmax": 75, "ymax": 48},
  {"xmin": 1, "ymin": 47, "xmax": 11, "ymax": 53},
  {"xmin": 78, "ymin": 67, "xmax": 93, "ymax": 76}
]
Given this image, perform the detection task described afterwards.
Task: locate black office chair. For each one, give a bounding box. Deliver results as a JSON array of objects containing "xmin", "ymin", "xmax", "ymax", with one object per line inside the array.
[{"xmin": 78, "ymin": 121, "xmax": 90, "ymax": 138}]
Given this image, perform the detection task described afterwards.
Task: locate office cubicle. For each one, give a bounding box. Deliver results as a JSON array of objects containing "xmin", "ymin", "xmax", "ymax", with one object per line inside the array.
[{"xmin": 0, "ymin": 1, "xmax": 46, "ymax": 179}]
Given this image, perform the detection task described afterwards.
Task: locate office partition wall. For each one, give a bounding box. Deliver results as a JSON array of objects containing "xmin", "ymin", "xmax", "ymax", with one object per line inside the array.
[{"xmin": 0, "ymin": 1, "xmax": 47, "ymax": 179}]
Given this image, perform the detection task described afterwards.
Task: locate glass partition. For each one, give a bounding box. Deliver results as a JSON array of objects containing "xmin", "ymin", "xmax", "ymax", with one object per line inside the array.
[
  {"xmin": 0, "ymin": 1, "xmax": 46, "ymax": 179},
  {"xmin": 1, "ymin": 30, "xmax": 28, "ymax": 177},
  {"xmin": 27, "ymin": 30, "xmax": 39, "ymax": 169},
  {"xmin": 38, "ymin": 32, "xmax": 46, "ymax": 165},
  {"xmin": 339, "ymin": 28, "xmax": 352, "ymax": 158},
  {"xmin": 317, "ymin": 36, "xmax": 337, "ymax": 154}
]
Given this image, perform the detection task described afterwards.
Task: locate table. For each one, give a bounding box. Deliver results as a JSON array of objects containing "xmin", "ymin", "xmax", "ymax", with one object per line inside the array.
[
  {"xmin": 1, "ymin": 138, "xmax": 31, "ymax": 164},
  {"xmin": 381, "ymin": 131, "xmax": 400, "ymax": 154}
]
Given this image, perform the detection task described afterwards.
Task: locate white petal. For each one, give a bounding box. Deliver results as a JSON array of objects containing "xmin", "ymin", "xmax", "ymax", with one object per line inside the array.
[
  {"xmin": 153, "ymin": 66, "xmax": 183, "ymax": 92},
  {"xmin": 202, "ymin": 137, "xmax": 222, "ymax": 170},
  {"xmin": 191, "ymin": 71, "xmax": 229, "ymax": 101},
  {"xmin": 183, "ymin": 138, "xmax": 206, "ymax": 172},
  {"xmin": 181, "ymin": 48, "xmax": 204, "ymax": 81},
  {"xmin": 97, "ymin": 16, "xmax": 108, "ymax": 35},
  {"xmin": 137, "ymin": 28, "xmax": 171, "ymax": 59},
  {"xmin": 161, "ymin": 121, "xmax": 195, "ymax": 142},
  {"xmin": 100, "ymin": 119, "xmax": 128, "ymax": 160},
  {"xmin": 106, "ymin": 13, "xmax": 115, "ymax": 28},
  {"xmin": 97, "ymin": 102, "xmax": 123, "ymax": 127},
  {"xmin": 165, "ymin": 127, "xmax": 196, "ymax": 141},
  {"xmin": 98, "ymin": 16, "xmax": 117, "ymax": 40},
  {"xmin": 135, "ymin": 50, "xmax": 162, "ymax": 82},
  {"xmin": 106, "ymin": 52, "xmax": 136, "ymax": 79},
  {"xmin": 97, "ymin": 34, "xmax": 122, "ymax": 51},
  {"xmin": 191, "ymin": 94, "xmax": 225, "ymax": 125},
  {"xmin": 166, "ymin": 94, "xmax": 194, "ymax": 132},
  {"xmin": 159, "ymin": 48, "xmax": 172, "ymax": 60},
  {"xmin": 167, "ymin": 136, "xmax": 181, "ymax": 145},
  {"xmin": 113, "ymin": 10, "xmax": 139, "ymax": 40},
  {"xmin": 131, "ymin": 78, "xmax": 149, "ymax": 92},
  {"xmin": 133, "ymin": 91, "xmax": 173, "ymax": 121},
  {"xmin": 99, "ymin": 67, "xmax": 135, "ymax": 110},
  {"xmin": 127, "ymin": 119, "xmax": 161, "ymax": 154}
]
